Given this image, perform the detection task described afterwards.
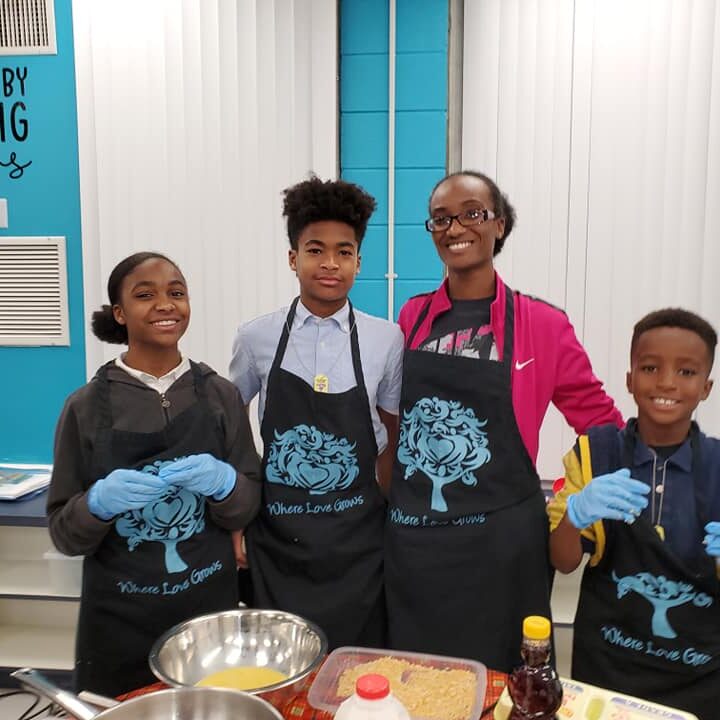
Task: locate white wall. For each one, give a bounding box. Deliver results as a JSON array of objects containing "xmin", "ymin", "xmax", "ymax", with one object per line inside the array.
[
  {"xmin": 463, "ymin": 0, "xmax": 720, "ymax": 478},
  {"xmin": 73, "ymin": 0, "xmax": 338, "ymax": 381}
]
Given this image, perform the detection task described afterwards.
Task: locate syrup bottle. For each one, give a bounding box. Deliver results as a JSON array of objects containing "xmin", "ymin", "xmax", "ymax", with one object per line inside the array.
[{"xmin": 506, "ymin": 615, "xmax": 563, "ymax": 720}]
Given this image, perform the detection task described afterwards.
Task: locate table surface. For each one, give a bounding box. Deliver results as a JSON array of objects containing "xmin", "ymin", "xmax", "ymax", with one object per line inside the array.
[{"xmin": 120, "ymin": 668, "xmax": 508, "ymax": 719}]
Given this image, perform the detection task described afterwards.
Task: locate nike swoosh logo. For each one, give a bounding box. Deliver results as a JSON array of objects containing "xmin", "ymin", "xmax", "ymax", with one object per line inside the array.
[{"xmin": 515, "ymin": 358, "xmax": 535, "ymax": 370}]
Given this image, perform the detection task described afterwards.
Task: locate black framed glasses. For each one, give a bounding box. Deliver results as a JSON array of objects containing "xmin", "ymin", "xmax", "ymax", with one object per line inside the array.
[{"xmin": 424, "ymin": 208, "xmax": 495, "ymax": 232}]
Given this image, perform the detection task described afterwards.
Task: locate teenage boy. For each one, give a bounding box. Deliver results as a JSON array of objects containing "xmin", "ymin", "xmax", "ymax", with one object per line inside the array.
[
  {"xmin": 229, "ymin": 176, "xmax": 403, "ymax": 649},
  {"xmin": 548, "ymin": 308, "xmax": 720, "ymax": 719}
]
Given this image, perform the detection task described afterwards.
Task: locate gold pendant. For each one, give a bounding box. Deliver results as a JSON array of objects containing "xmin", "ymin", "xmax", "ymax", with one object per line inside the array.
[
  {"xmin": 655, "ymin": 524, "xmax": 665, "ymax": 541},
  {"xmin": 313, "ymin": 373, "xmax": 329, "ymax": 393}
]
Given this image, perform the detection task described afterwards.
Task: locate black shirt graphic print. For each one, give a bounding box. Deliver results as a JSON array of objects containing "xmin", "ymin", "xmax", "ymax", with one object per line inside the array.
[{"xmin": 417, "ymin": 297, "xmax": 496, "ymax": 360}]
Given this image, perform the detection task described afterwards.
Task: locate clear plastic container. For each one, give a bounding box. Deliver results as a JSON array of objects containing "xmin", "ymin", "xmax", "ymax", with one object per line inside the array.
[
  {"xmin": 334, "ymin": 673, "xmax": 410, "ymax": 720},
  {"xmin": 307, "ymin": 646, "xmax": 486, "ymax": 720}
]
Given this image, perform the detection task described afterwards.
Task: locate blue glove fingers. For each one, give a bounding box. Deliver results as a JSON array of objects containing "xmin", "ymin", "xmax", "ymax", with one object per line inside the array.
[
  {"xmin": 603, "ymin": 507, "xmax": 638, "ymax": 524},
  {"xmin": 704, "ymin": 522, "xmax": 720, "ymax": 557},
  {"xmin": 159, "ymin": 454, "xmax": 212, "ymax": 479}
]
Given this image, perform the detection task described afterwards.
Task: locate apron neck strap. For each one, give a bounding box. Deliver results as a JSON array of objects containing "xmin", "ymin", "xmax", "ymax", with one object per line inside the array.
[
  {"xmin": 272, "ymin": 296, "xmax": 300, "ymax": 377},
  {"xmin": 500, "ymin": 289, "xmax": 515, "ymax": 381},
  {"xmin": 407, "ymin": 296, "xmax": 433, "ymax": 347},
  {"xmin": 96, "ymin": 359, "xmax": 206, "ymax": 430},
  {"xmin": 274, "ymin": 297, "xmax": 368, "ymax": 392}
]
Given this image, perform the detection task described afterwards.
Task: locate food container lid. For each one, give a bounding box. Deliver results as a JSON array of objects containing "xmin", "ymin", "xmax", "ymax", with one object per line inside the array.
[{"xmin": 308, "ymin": 646, "xmax": 487, "ymax": 720}]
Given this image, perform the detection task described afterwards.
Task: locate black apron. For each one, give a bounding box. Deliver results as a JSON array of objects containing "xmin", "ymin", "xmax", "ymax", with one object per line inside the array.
[
  {"xmin": 573, "ymin": 422, "xmax": 720, "ymax": 720},
  {"xmin": 247, "ymin": 298, "xmax": 386, "ymax": 649},
  {"xmin": 385, "ymin": 289, "xmax": 552, "ymax": 672},
  {"xmin": 76, "ymin": 362, "xmax": 238, "ymax": 697}
]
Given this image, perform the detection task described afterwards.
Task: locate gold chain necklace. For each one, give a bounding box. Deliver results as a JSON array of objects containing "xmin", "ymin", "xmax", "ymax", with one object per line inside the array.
[{"xmin": 650, "ymin": 452, "xmax": 669, "ymax": 541}]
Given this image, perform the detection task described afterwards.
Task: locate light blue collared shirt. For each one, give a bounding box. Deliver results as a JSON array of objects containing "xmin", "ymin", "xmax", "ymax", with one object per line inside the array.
[{"xmin": 229, "ymin": 301, "xmax": 404, "ymax": 452}]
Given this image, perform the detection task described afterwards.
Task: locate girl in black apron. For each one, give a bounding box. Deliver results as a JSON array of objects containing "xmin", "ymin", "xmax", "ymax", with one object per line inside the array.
[
  {"xmin": 386, "ymin": 171, "xmax": 620, "ymax": 672},
  {"xmin": 46, "ymin": 253, "xmax": 260, "ymax": 696}
]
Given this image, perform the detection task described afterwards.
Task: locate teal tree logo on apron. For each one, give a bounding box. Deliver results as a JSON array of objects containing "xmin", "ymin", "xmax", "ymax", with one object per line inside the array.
[
  {"xmin": 398, "ymin": 396, "xmax": 491, "ymax": 512},
  {"xmin": 115, "ymin": 459, "xmax": 205, "ymax": 574},
  {"xmin": 266, "ymin": 424, "xmax": 359, "ymax": 495},
  {"xmin": 612, "ymin": 570, "xmax": 713, "ymax": 639}
]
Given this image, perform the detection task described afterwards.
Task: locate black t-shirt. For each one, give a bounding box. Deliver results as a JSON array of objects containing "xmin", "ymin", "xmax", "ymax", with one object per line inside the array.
[{"xmin": 418, "ymin": 297, "xmax": 496, "ymax": 360}]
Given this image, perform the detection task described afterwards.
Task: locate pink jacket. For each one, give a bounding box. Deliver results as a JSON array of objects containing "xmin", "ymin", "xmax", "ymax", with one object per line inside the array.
[{"xmin": 398, "ymin": 273, "xmax": 624, "ymax": 465}]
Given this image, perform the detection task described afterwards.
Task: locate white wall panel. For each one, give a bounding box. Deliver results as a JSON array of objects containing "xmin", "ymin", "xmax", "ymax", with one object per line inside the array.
[
  {"xmin": 73, "ymin": 0, "xmax": 337, "ymax": 381},
  {"xmin": 463, "ymin": 0, "xmax": 720, "ymax": 478}
]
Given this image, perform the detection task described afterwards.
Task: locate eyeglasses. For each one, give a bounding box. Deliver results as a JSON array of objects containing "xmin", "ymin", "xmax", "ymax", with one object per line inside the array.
[{"xmin": 424, "ymin": 208, "xmax": 496, "ymax": 232}]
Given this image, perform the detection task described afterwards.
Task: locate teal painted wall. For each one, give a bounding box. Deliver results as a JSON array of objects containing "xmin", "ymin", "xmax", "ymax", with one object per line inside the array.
[
  {"xmin": 340, "ymin": 0, "xmax": 447, "ymax": 319},
  {"xmin": 0, "ymin": 0, "xmax": 85, "ymax": 463}
]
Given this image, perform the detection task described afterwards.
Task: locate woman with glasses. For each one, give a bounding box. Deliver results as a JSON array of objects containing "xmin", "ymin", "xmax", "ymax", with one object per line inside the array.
[{"xmin": 385, "ymin": 171, "xmax": 623, "ymax": 672}]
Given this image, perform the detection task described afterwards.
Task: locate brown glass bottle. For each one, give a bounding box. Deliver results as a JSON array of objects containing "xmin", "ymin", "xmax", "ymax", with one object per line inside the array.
[{"xmin": 506, "ymin": 616, "xmax": 563, "ymax": 720}]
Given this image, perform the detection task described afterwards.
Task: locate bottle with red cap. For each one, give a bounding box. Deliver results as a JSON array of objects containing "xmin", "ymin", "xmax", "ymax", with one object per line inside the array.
[{"xmin": 334, "ymin": 673, "xmax": 411, "ymax": 719}]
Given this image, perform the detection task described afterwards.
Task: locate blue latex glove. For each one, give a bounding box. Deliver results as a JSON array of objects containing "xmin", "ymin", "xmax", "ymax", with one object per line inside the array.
[
  {"xmin": 704, "ymin": 522, "xmax": 720, "ymax": 557},
  {"xmin": 566, "ymin": 468, "xmax": 650, "ymax": 529},
  {"xmin": 158, "ymin": 453, "xmax": 236, "ymax": 501},
  {"xmin": 87, "ymin": 468, "xmax": 168, "ymax": 521}
]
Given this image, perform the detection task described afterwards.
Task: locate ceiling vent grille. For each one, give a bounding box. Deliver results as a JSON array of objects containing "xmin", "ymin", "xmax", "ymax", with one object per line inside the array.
[
  {"xmin": 0, "ymin": 0, "xmax": 57, "ymax": 55},
  {"xmin": 0, "ymin": 237, "xmax": 69, "ymax": 346}
]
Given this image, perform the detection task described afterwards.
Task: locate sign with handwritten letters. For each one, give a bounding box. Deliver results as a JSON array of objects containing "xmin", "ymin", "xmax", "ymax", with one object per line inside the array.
[{"xmin": 0, "ymin": 66, "xmax": 32, "ymax": 180}]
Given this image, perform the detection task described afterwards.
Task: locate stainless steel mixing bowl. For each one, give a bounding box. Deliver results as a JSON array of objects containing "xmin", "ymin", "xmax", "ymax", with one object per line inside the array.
[
  {"xmin": 149, "ymin": 608, "xmax": 327, "ymax": 708},
  {"xmin": 11, "ymin": 667, "xmax": 283, "ymax": 720}
]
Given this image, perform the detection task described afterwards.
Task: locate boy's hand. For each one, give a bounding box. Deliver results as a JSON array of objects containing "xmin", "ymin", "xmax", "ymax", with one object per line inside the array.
[
  {"xmin": 159, "ymin": 453, "xmax": 237, "ymax": 500},
  {"xmin": 704, "ymin": 522, "xmax": 720, "ymax": 557},
  {"xmin": 566, "ymin": 468, "xmax": 650, "ymax": 529}
]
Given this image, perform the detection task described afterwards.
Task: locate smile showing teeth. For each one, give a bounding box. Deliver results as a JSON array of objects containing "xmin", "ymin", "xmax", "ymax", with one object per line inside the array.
[
  {"xmin": 447, "ymin": 241, "xmax": 472, "ymax": 252},
  {"xmin": 652, "ymin": 397, "xmax": 678, "ymax": 406},
  {"xmin": 153, "ymin": 320, "xmax": 177, "ymax": 327}
]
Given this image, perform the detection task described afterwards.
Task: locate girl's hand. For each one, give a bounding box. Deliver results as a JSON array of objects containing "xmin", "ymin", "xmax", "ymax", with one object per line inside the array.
[
  {"xmin": 232, "ymin": 530, "xmax": 248, "ymax": 569},
  {"xmin": 87, "ymin": 468, "xmax": 168, "ymax": 520},
  {"xmin": 159, "ymin": 453, "xmax": 236, "ymax": 500}
]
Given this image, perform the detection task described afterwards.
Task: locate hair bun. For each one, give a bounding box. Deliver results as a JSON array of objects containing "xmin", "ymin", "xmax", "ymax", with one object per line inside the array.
[{"xmin": 91, "ymin": 304, "xmax": 128, "ymax": 345}]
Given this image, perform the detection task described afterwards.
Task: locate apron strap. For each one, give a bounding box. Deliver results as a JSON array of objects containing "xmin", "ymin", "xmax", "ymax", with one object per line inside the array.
[
  {"xmin": 347, "ymin": 301, "xmax": 378, "ymax": 456},
  {"xmin": 92, "ymin": 359, "xmax": 206, "ymax": 480},
  {"xmin": 406, "ymin": 296, "xmax": 433, "ymax": 348},
  {"xmin": 500, "ymin": 288, "xmax": 515, "ymax": 385},
  {"xmin": 271, "ymin": 296, "xmax": 300, "ymax": 377}
]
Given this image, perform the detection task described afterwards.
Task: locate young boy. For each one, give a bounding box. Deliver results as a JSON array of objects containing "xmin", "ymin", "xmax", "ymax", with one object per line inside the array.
[
  {"xmin": 548, "ymin": 308, "xmax": 720, "ymax": 719},
  {"xmin": 229, "ymin": 176, "xmax": 403, "ymax": 649}
]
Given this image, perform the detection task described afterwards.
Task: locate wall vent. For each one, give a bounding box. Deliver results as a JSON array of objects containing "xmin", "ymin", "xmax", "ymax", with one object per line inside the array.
[
  {"xmin": 0, "ymin": 0, "xmax": 57, "ymax": 55},
  {"xmin": 0, "ymin": 237, "xmax": 69, "ymax": 346}
]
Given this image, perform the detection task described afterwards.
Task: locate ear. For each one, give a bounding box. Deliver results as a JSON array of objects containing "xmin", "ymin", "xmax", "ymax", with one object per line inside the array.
[
  {"xmin": 355, "ymin": 254, "xmax": 361, "ymax": 275},
  {"xmin": 112, "ymin": 304, "xmax": 126, "ymax": 326},
  {"xmin": 626, "ymin": 370, "xmax": 633, "ymax": 394},
  {"xmin": 495, "ymin": 217, "xmax": 506, "ymax": 239},
  {"xmin": 288, "ymin": 249, "xmax": 297, "ymax": 272},
  {"xmin": 701, "ymin": 377, "xmax": 713, "ymax": 401}
]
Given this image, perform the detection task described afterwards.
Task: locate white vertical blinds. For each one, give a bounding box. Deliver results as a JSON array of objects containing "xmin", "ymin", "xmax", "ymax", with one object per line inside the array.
[
  {"xmin": 73, "ymin": 0, "xmax": 337, "ymax": 380},
  {"xmin": 463, "ymin": 0, "xmax": 720, "ymax": 478}
]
